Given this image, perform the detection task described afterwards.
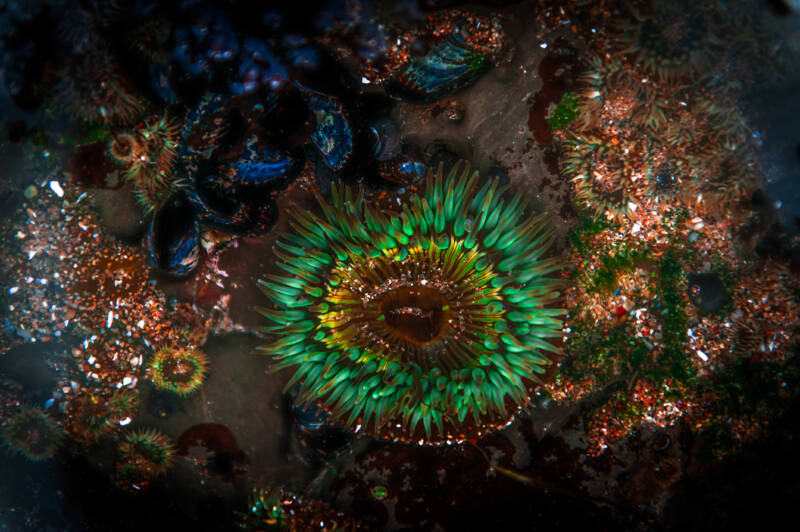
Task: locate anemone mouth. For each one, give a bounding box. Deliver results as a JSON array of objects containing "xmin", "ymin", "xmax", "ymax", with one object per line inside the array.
[
  {"xmin": 318, "ymin": 240, "xmax": 504, "ymax": 372},
  {"xmin": 161, "ymin": 357, "xmax": 200, "ymax": 384},
  {"xmin": 378, "ymin": 285, "xmax": 452, "ymax": 346}
]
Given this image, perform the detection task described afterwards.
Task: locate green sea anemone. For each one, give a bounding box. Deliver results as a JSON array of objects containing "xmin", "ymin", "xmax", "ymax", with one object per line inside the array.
[
  {"xmin": 2, "ymin": 406, "xmax": 62, "ymax": 461},
  {"xmin": 562, "ymin": 134, "xmax": 632, "ymax": 221},
  {"xmin": 616, "ymin": 0, "xmax": 724, "ymax": 83},
  {"xmin": 118, "ymin": 428, "xmax": 174, "ymax": 477},
  {"xmin": 65, "ymin": 389, "xmax": 139, "ymax": 442},
  {"xmin": 260, "ymin": 162, "xmax": 565, "ymax": 443},
  {"xmin": 148, "ymin": 346, "xmax": 209, "ymax": 396},
  {"xmin": 237, "ymin": 488, "xmax": 288, "ymax": 531},
  {"xmin": 112, "ymin": 113, "xmax": 182, "ymax": 213}
]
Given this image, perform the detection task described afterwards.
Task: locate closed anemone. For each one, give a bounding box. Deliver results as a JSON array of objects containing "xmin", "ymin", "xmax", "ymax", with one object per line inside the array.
[{"xmin": 260, "ymin": 162, "xmax": 566, "ymax": 443}]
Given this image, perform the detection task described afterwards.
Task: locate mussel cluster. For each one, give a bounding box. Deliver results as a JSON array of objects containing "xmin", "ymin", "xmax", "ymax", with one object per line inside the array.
[{"xmin": 0, "ymin": 2, "xmax": 512, "ymax": 277}]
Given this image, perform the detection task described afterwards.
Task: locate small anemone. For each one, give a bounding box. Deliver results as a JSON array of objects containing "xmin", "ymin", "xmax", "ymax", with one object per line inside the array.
[
  {"xmin": 118, "ymin": 113, "xmax": 184, "ymax": 213},
  {"xmin": 148, "ymin": 346, "xmax": 209, "ymax": 396},
  {"xmin": 237, "ymin": 487, "xmax": 288, "ymax": 530},
  {"xmin": 237, "ymin": 487, "xmax": 361, "ymax": 531},
  {"xmin": 701, "ymin": 141, "xmax": 759, "ymax": 207},
  {"xmin": 562, "ymin": 134, "xmax": 633, "ymax": 221},
  {"xmin": 2, "ymin": 406, "xmax": 62, "ymax": 461},
  {"xmin": 615, "ymin": 0, "xmax": 726, "ymax": 83},
  {"xmin": 60, "ymin": 50, "xmax": 146, "ymax": 124},
  {"xmin": 65, "ymin": 389, "xmax": 139, "ymax": 442},
  {"xmin": 118, "ymin": 428, "xmax": 175, "ymax": 477}
]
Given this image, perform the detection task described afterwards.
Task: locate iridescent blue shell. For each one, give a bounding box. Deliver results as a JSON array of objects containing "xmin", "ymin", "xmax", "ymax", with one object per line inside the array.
[
  {"xmin": 145, "ymin": 195, "xmax": 201, "ymax": 277},
  {"xmin": 181, "ymin": 93, "xmax": 230, "ymax": 160},
  {"xmin": 292, "ymin": 403, "xmax": 329, "ymax": 432},
  {"xmin": 385, "ymin": 34, "xmax": 489, "ymax": 104},
  {"xmin": 297, "ymin": 84, "xmax": 353, "ymax": 171},
  {"xmin": 187, "ymin": 185, "xmax": 278, "ymax": 237},
  {"xmin": 197, "ymin": 136, "xmax": 298, "ymax": 200},
  {"xmin": 226, "ymin": 143, "xmax": 294, "ymax": 187}
]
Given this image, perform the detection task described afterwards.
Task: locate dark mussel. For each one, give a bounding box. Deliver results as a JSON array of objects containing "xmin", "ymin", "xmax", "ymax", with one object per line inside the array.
[
  {"xmin": 181, "ymin": 93, "xmax": 235, "ymax": 160},
  {"xmin": 145, "ymin": 193, "xmax": 202, "ymax": 277},
  {"xmin": 384, "ymin": 33, "xmax": 490, "ymax": 104},
  {"xmin": 297, "ymin": 83, "xmax": 353, "ymax": 171},
  {"xmin": 187, "ymin": 142, "xmax": 300, "ymax": 236},
  {"xmin": 231, "ymin": 37, "xmax": 289, "ymax": 95},
  {"xmin": 259, "ymin": 88, "xmax": 316, "ymax": 150},
  {"xmin": 292, "ymin": 402, "xmax": 352, "ymax": 464},
  {"xmin": 188, "ymin": 184, "xmax": 279, "ymax": 237},
  {"xmin": 170, "ymin": 6, "xmax": 239, "ymax": 81},
  {"xmin": 368, "ymin": 116, "xmax": 402, "ymax": 162},
  {"xmin": 209, "ymin": 141, "xmax": 297, "ymax": 192}
]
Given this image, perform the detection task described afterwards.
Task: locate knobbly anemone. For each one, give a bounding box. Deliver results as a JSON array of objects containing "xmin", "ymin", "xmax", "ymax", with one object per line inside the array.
[{"xmin": 260, "ymin": 162, "xmax": 565, "ymax": 443}]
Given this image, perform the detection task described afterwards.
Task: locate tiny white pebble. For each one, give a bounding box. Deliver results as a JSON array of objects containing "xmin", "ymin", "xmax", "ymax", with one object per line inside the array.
[{"xmin": 49, "ymin": 180, "xmax": 64, "ymax": 197}]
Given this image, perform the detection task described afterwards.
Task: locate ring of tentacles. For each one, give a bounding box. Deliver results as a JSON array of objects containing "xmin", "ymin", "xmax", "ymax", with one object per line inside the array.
[{"xmin": 260, "ymin": 162, "xmax": 565, "ymax": 443}]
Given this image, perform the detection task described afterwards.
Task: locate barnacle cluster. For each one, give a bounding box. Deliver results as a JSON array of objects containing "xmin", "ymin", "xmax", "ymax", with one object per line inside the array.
[{"xmin": 261, "ymin": 163, "xmax": 565, "ymax": 443}]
